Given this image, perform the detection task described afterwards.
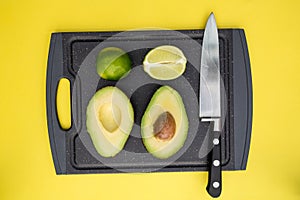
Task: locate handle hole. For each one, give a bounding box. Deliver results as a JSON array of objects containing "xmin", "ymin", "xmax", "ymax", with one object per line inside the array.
[{"xmin": 56, "ymin": 78, "xmax": 71, "ymax": 130}]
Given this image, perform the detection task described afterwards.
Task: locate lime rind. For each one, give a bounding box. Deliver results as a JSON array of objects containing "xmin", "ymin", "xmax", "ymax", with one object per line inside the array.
[{"xmin": 96, "ymin": 47, "xmax": 131, "ymax": 81}]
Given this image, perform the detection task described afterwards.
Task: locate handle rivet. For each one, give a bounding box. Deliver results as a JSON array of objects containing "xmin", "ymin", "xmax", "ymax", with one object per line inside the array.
[
  {"xmin": 213, "ymin": 138, "xmax": 219, "ymax": 145},
  {"xmin": 213, "ymin": 182, "xmax": 220, "ymax": 188},
  {"xmin": 213, "ymin": 160, "xmax": 220, "ymax": 167}
]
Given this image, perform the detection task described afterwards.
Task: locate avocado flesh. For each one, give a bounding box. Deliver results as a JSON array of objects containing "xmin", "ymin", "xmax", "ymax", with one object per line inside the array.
[
  {"xmin": 86, "ymin": 86, "xmax": 134, "ymax": 157},
  {"xmin": 141, "ymin": 86, "xmax": 188, "ymax": 159}
]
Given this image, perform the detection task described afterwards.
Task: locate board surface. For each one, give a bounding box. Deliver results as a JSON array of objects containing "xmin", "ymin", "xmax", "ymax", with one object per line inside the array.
[{"xmin": 46, "ymin": 29, "xmax": 252, "ymax": 174}]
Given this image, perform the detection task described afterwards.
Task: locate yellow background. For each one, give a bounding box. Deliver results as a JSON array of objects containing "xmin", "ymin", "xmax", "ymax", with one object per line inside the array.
[{"xmin": 1, "ymin": 0, "xmax": 300, "ymax": 199}]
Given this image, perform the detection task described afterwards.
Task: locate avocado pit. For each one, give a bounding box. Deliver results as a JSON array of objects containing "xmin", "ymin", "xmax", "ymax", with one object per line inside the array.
[{"xmin": 153, "ymin": 112, "xmax": 176, "ymax": 141}]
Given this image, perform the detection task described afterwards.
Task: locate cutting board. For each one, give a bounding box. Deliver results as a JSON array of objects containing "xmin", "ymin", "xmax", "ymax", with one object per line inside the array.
[{"xmin": 46, "ymin": 29, "xmax": 252, "ymax": 174}]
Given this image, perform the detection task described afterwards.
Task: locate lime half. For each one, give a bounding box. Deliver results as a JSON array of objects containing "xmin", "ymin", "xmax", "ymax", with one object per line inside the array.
[
  {"xmin": 96, "ymin": 47, "xmax": 131, "ymax": 81},
  {"xmin": 143, "ymin": 45, "xmax": 187, "ymax": 80}
]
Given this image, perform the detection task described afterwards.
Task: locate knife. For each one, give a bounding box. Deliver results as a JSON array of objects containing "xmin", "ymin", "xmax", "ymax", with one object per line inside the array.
[{"xmin": 200, "ymin": 12, "xmax": 222, "ymax": 198}]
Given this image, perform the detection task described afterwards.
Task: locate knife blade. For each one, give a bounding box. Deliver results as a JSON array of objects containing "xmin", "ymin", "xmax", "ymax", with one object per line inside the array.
[{"xmin": 200, "ymin": 12, "xmax": 222, "ymax": 198}]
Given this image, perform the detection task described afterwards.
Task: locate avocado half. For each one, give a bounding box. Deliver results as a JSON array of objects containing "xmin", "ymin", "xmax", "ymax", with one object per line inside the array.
[
  {"xmin": 86, "ymin": 86, "xmax": 134, "ymax": 157},
  {"xmin": 141, "ymin": 86, "xmax": 189, "ymax": 159}
]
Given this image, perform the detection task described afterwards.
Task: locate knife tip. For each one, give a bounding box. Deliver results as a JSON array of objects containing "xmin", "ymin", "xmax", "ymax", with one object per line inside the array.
[
  {"xmin": 207, "ymin": 12, "xmax": 217, "ymax": 26},
  {"xmin": 209, "ymin": 12, "xmax": 215, "ymax": 19}
]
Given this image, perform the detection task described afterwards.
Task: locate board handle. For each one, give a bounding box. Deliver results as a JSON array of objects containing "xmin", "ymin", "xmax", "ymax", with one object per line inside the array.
[{"xmin": 46, "ymin": 33, "xmax": 71, "ymax": 174}]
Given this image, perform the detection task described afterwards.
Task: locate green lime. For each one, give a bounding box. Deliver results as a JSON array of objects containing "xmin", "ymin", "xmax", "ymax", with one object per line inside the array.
[{"xmin": 96, "ymin": 47, "xmax": 131, "ymax": 80}]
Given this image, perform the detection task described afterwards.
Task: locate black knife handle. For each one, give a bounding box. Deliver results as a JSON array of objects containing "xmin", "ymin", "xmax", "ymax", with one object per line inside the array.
[{"xmin": 206, "ymin": 131, "xmax": 222, "ymax": 198}]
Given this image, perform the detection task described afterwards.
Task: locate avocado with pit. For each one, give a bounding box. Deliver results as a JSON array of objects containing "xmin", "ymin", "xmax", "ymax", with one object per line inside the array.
[
  {"xmin": 86, "ymin": 86, "xmax": 134, "ymax": 157},
  {"xmin": 141, "ymin": 86, "xmax": 189, "ymax": 159}
]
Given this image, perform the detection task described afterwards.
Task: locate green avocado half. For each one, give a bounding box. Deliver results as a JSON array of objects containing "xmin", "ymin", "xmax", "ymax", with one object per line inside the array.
[
  {"xmin": 86, "ymin": 86, "xmax": 134, "ymax": 157},
  {"xmin": 141, "ymin": 86, "xmax": 189, "ymax": 159}
]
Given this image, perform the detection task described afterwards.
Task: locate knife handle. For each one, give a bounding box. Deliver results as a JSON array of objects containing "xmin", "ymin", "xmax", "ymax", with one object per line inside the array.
[{"xmin": 206, "ymin": 131, "xmax": 222, "ymax": 198}]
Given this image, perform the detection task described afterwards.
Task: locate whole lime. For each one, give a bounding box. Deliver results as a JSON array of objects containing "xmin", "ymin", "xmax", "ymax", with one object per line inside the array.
[{"xmin": 96, "ymin": 47, "xmax": 131, "ymax": 80}]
